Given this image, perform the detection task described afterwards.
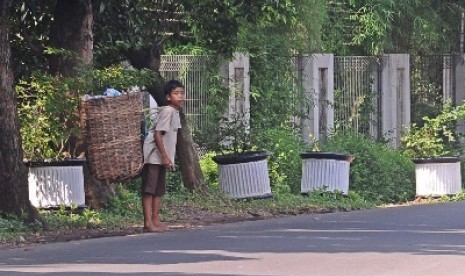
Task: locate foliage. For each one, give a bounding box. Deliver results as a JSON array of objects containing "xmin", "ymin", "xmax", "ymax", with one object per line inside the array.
[
  {"xmin": 16, "ymin": 72, "xmax": 80, "ymax": 161},
  {"xmin": 322, "ymin": 0, "xmax": 461, "ymax": 55},
  {"xmin": 17, "ymin": 67, "xmax": 155, "ymax": 161},
  {"xmin": 194, "ymin": 68, "xmax": 256, "ymax": 155},
  {"xmin": 76, "ymin": 65, "xmax": 155, "ymax": 95},
  {"xmin": 106, "ymin": 184, "xmax": 141, "ymax": 216},
  {"xmin": 164, "ymin": 44, "xmax": 213, "ymax": 55},
  {"xmin": 199, "ymin": 152, "xmax": 220, "ymax": 190},
  {"xmin": 322, "ymin": 0, "xmax": 395, "ymax": 55},
  {"xmin": 41, "ymin": 205, "xmax": 102, "ymax": 229},
  {"xmin": 92, "ymin": 0, "xmax": 318, "ymax": 68},
  {"xmin": 0, "ymin": 215, "xmax": 30, "ymax": 233},
  {"xmin": 238, "ymin": 27, "xmax": 308, "ymax": 134},
  {"xmin": 253, "ymin": 128, "xmax": 308, "ymax": 194},
  {"xmin": 320, "ymin": 132, "xmax": 416, "ymax": 203},
  {"xmin": 389, "ymin": 0, "xmax": 460, "ymax": 54},
  {"xmin": 409, "ymin": 56, "xmax": 447, "ymax": 126},
  {"xmin": 401, "ymin": 101, "xmax": 465, "ymax": 158},
  {"xmin": 9, "ymin": 0, "xmax": 54, "ymax": 79}
]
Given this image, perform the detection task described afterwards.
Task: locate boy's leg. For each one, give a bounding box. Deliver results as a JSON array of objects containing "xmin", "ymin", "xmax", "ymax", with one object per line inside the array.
[
  {"xmin": 141, "ymin": 164, "xmax": 158, "ymax": 232},
  {"xmin": 142, "ymin": 193, "xmax": 155, "ymax": 231},
  {"xmin": 151, "ymin": 166, "xmax": 167, "ymax": 232},
  {"xmin": 151, "ymin": 195, "xmax": 167, "ymax": 232}
]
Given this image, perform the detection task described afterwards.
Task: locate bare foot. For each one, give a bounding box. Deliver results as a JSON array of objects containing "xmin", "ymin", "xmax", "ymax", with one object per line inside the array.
[
  {"xmin": 143, "ymin": 223, "xmax": 169, "ymax": 233},
  {"xmin": 153, "ymin": 222, "xmax": 170, "ymax": 232},
  {"xmin": 143, "ymin": 226, "xmax": 166, "ymax": 233},
  {"xmin": 152, "ymin": 225, "xmax": 167, "ymax": 233}
]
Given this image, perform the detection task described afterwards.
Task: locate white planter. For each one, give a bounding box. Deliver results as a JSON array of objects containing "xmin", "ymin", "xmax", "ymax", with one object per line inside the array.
[
  {"xmin": 300, "ymin": 152, "xmax": 354, "ymax": 195},
  {"xmin": 213, "ymin": 151, "xmax": 272, "ymax": 199},
  {"xmin": 414, "ymin": 157, "xmax": 462, "ymax": 197},
  {"xmin": 27, "ymin": 159, "xmax": 86, "ymax": 208}
]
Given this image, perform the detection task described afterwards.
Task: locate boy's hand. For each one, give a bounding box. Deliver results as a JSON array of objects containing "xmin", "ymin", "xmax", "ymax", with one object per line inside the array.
[{"xmin": 162, "ymin": 157, "xmax": 175, "ymax": 171}]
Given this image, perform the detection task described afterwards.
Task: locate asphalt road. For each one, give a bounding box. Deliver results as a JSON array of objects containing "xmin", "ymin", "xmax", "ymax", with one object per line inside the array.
[{"xmin": 1, "ymin": 201, "xmax": 465, "ymax": 276}]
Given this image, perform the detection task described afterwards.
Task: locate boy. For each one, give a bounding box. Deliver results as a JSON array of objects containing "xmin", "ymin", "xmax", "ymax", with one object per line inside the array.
[{"xmin": 142, "ymin": 80, "xmax": 185, "ymax": 232}]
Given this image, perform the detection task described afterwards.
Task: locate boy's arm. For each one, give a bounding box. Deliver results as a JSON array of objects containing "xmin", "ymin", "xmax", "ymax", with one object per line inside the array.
[{"xmin": 154, "ymin": 130, "xmax": 173, "ymax": 170}]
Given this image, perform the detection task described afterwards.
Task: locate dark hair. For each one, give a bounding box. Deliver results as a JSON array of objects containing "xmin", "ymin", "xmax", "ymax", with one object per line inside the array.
[{"xmin": 164, "ymin": 79, "xmax": 184, "ymax": 96}]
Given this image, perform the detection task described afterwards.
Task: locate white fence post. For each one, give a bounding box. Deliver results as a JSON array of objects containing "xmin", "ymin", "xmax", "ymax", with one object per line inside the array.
[
  {"xmin": 301, "ymin": 54, "xmax": 334, "ymax": 143},
  {"xmin": 228, "ymin": 53, "xmax": 251, "ymax": 133},
  {"xmin": 381, "ymin": 54, "xmax": 410, "ymax": 148},
  {"xmin": 451, "ymin": 55, "xmax": 465, "ymax": 135}
]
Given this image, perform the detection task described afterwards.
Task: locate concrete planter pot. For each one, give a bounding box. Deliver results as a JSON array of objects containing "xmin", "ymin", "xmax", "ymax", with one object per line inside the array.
[
  {"xmin": 212, "ymin": 150, "xmax": 272, "ymax": 199},
  {"xmin": 300, "ymin": 151, "xmax": 355, "ymax": 195},
  {"xmin": 26, "ymin": 159, "xmax": 86, "ymax": 208},
  {"xmin": 413, "ymin": 157, "xmax": 462, "ymax": 197}
]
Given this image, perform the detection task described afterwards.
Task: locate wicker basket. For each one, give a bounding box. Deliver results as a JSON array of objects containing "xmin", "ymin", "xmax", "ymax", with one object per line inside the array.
[{"xmin": 80, "ymin": 92, "xmax": 144, "ymax": 182}]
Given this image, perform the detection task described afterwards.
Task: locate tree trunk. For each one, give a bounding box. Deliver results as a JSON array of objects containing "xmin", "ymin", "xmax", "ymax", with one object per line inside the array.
[
  {"xmin": 176, "ymin": 111, "xmax": 207, "ymax": 191},
  {"xmin": 0, "ymin": 0, "xmax": 40, "ymax": 220},
  {"xmin": 48, "ymin": 0, "xmax": 93, "ymax": 77},
  {"xmin": 48, "ymin": 0, "xmax": 115, "ymax": 209},
  {"xmin": 126, "ymin": 46, "xmax": 207, "ymax": 190}
]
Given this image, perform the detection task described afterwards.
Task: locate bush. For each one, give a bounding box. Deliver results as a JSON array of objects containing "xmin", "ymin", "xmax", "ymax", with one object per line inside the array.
[
  {"xmin": 254, "ymin": 127, "xmax": 308, "ymax": 194},
  {"xmin": 199, "ymin": 152, "xmax": 220, "ymax": 190},
  {"xmin": 320, "ymin": 132, "xmax": 415, "ymax": 203},
  {"xmin": 106, "ymin": 184, "xmax": 142, "ymax": 216}
]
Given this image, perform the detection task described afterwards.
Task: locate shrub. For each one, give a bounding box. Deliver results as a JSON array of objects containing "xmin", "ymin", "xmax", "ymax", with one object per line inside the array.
[
  {"xmin": 254, "ymin": 127, "xmax": 308, "ymax": 194},
  {"xmin": 199, "ymin": 152, "xmax": 220, "ymax": 190},
  {"xmin": 401, "ymin": 101, "xmax": 465, "ymax": 158},
  {"xmin": 320, "ymin": 132, "xmax": 415, "ymax": 203}
]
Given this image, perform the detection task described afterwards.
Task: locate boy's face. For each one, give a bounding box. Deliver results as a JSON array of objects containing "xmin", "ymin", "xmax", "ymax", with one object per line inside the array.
[{"xmin": 166, "ymin": 87, "xmax": 185, "ymax": 108}]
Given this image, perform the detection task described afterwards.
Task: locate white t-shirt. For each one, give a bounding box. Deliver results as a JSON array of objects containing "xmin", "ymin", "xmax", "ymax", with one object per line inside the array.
[{"xmin": 143, "ymin": 106, "xmax": 181, "ymax": 164}]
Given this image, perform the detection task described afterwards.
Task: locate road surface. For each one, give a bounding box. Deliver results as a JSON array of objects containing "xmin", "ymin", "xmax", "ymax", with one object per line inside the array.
[{"xmin": 1, "ymin": 201, "xmax": 465, "ymax": 276}]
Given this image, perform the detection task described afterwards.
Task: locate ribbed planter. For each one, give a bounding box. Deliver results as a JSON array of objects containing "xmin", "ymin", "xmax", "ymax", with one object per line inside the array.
[
  {"xmin": 26, "ymin": 159, "xmax": 86, "ymax": 208},
  {"xmin": 212, "ymin": 150, "xmax": 272, "ymax": 199},
  {"xmin": 300, "ymin": 151, "xmax": 355, "ymax": 195},
  {"xmin": 413, "ymin": 157, "xmax": 462, "ymax": 197}
]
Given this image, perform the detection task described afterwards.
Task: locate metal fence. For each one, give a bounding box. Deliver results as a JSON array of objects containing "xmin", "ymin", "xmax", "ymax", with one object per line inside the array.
[
  {"xmin": 159, "ymin": 55, "xmax": 212, "ymax": 135},
  {"xmin": 159, "ymin": 54, "xmax": 456, "ymax": 143},
  {"xmin": 334, "ymin": 56, "xmax": 382, "ymax": 138},
  {"xmin": 409, "ymin": 54, "xmax": 456, "ymax": 125},
  {"xmin": 290, "ymin": 55, "xmax": 311, "ymax": 133}
]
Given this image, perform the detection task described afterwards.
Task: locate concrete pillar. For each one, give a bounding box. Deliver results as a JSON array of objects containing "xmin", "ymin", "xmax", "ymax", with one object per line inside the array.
[
  {"xmin": 217, "ymin": 52, "xmax": 251, "ymax": 147},
  {"xmin": 381, "ymin": 54, "xmax": 410, "ymax": 148},
  {"xmin": 453, "ymin": 55, "xmax": 465, "ymax": 106},
  {"xmin": 228, "ymin": 53, "xmax": 250, "ymax": 133},
  {"xmin": 452, "ymin": 54, "xmax": 465, "ymax": 135},
  {"xmin": 301, "ymin": 54, "xmax": 334, "ymax": 143}
]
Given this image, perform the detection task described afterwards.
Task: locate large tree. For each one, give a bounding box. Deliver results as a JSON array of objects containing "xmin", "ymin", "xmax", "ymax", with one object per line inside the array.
[
  {"xmin": 48, "ymin": 0, "xmax": 93, "ymax": 77},
  {"xmin": 0, "ymin": 0, "xmax": 39, "ymax": 220},
  {"xmin": 47, "ymin": 0, "xmax": 118, "ymax": 208}
]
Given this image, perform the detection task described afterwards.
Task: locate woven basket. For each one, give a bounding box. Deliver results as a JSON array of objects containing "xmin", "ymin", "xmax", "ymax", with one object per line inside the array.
[{"xmin": 80, "ymin": 92, "xmax": 144, "ymax": 182}]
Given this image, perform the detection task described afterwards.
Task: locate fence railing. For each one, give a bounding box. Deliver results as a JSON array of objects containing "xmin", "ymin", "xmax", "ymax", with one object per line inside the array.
[{"xmin": 157, "ymin": 53, "xmax": 461, "ymax": 148}]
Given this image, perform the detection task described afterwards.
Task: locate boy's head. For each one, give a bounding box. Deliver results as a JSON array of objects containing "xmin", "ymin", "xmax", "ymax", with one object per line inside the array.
[
  {"xmin": 164, "ymin": 80, "xmax": 184, "ymax": 96},
  {"xmin": 164, "ymin": 79, "xmax": 185, "ymax": 108}
]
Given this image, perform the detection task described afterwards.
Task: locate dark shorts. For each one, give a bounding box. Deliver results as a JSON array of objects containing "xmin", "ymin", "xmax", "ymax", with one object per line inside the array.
[{"xmin": 141, "ymin": 164, "xmax": 166, "ymax": 196}]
